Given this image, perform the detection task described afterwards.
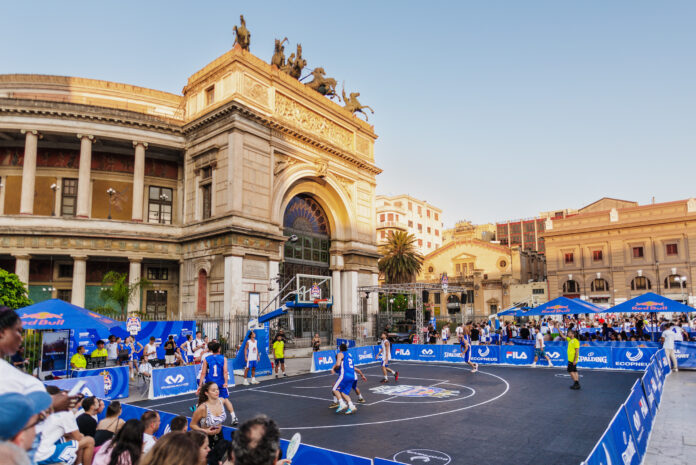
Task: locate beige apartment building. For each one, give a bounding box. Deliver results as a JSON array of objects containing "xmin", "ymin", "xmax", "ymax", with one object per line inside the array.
[
  {"xmin": 0, "ymin": 45, "xmax": 380, "ymax": 320},
  {"xmin": 544, "ymin": 198, "xmax": 696, "ymax": 307},
  {"xmin": 376, "ymin": 194, "xmax": 443, "ymax": 255}
]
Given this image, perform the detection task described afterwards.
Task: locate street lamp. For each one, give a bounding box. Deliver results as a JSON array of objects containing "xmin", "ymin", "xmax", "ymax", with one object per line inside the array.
[
  {"xmin": 106, "ymin": 188, "xmax": 116, "ymax": 219},
  {"xmin": 50, "ymin": 183, "xmax": 59, "ymax": 216}
]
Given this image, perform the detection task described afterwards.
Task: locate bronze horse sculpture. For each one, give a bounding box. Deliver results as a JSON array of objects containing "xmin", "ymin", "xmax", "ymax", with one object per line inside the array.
[
  {"xmin": 342, "ymin": 88, "xmax": 374, "ymax": 121},
  {"xmin": 306, "ymin": 68, "xmax": 339, "ymax": 100},
  {"xmin": 233, "ymin": 15, "xmax": 250, "ymax": 51}
]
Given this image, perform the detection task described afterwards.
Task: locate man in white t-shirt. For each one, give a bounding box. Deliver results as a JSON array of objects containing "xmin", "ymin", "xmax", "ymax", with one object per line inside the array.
[
  {"xmin": 141, "ymin": 411, "xmax": 160, "ymax": 454},
  {"xmin": 139, "ymin": 337, "xmax": 158, "ymax": 377},
  {"xmin": 455, "ymin": 323, "xmax": 464, "ymax": 341},
  {"xmin": 531, "ymin": 326, "xmax": 553, "ymax": 367},
  {"xmin": 441, "ymin": 325, "xmax": 450, "ymax": 344},
  {"xmin": 105, "ymin": 335, "xmax": 118, "ymax": 366},
  {"xmin": 661, "ymin": 323, "xmax": 678, "ymax": 372}
]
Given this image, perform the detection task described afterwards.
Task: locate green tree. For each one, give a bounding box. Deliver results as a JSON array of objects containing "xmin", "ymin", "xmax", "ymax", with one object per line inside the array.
[
  {"xmin": 0, "ymin": 269, "xmax": 33, "ymax": 309},
  {"xmin": 378, "ymin": 231, "xmax": 423, "ymax": 284},
  {"xmin": 378, "ymin": 293, "xmax": 409, "ymax": 312},
  {"xmin": 99, "ymin": 271, "xmax": 150, "ymax": 316}
]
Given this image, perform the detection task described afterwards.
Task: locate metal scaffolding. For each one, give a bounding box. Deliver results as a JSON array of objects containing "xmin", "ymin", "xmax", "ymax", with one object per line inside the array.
[{"xmin": 357, "ymin": 282, "xmax": 468, "ymax": 343}]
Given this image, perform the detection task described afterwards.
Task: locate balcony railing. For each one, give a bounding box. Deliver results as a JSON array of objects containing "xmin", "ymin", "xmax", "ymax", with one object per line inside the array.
[{"xmin": 377, "ymin": 221, "xmax": 408, "ymax": 230}]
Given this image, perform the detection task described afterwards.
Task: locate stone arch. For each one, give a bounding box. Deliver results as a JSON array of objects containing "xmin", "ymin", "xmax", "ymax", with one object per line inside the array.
[
  {"xmin": 272, "ymin": 166, "xmax": 356, "ymax": 242},
  {"xmin": 589, "ymin": 277, "xmax": 610, "ymax": 292}
]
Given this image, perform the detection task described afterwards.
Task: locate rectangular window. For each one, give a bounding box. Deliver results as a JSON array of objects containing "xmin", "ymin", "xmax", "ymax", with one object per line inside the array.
[
  {"xmin": 435, "ymin": 229, "xmax": 439, "ymax": 236},
  {"xmin": 408, "ymin": 220, "xmax": 413, "ymax": 227},
  {"xmin": 201, "ymin": 184, "xmax": 212, "ymax": 219},
  {"xmin": 434, "ymin": 213, "xmax": 439, "ymax": 221},
  {"xmin": 564, "ymin": 253, "xmax": 574, "ymax": 264},
  {"xmin": 632, "ymin": 247, "xmax": 644, "ymax": 258},
  {"xmin": 532, "ymin": 288, "xmax": 545, "ymax": 295},
  {"xmin": 456, "ymin": 264, "xmax": 461, "ymax": 272},
  {"xmin": 418, "ymin": 239, "xmax": 423, "ymax": 246},
  {"xmin": 61, "ymin": 178, "xmax": 78, "ymax": 216},
  {"xmin": 145, "ymin": 290, "xmax": 167, "ymax": 319},
  {"xmin": 434, "ymin": 293, "xmax": 441, "ymax": 304},
  {"xmin": 380, "ymin": 214, "xmax": 385, "ymax": 222},
  {"xmin": 148, "ymin": 186, "xmax": 173, "ymax": 224},
  {"xmin": 426, "ymin": 209, "xmax": 431, "ymax": 218},
  {"xmin": 427, "ymin": 242, "xmax": 431, "ymax": 248},
  {"xmin": 57, "ymin": 289, "xmax": 72, "ymax": 302},
  {"xmin": 427, "ymin": 227, "xmax": 431, "ymax": 234},
  {"xmin": 201, "ymin": 166, "xmax": 212, "ymax": 180},
  {"xmin": 417, "ymin": 206, "xmax": 422, "ymax": 215},
  {"xmin": 147, "ymin": 267, "xmax": 169, "ymax": 281},
  {"xmin": 666, "ymin": 243, "xmax": 678, "ymax": 256},
  {"xmin": 380, "ymin": 231, "xmax": 386, "ymax": 238},
  {"xmin": 418, "ymin": 223, "xmax": 422, "ymax": 232},
  {"xmin": 58, "ymin": 264, "xmax": 73, "ymax": 278},
  {"xmin": 205, "ymin": 86, "xmax": 215, "ymax": 105},
  {"xmin": 387, "ymin": 213, "xmax": 394, "ymax": 221},
  {"xmin": 408, "ymin": 202, "xmax": 412, "ymax": 211},
  {"xmin": 592, "ymin": 250, "xmax": 603, "ymax": 261}
]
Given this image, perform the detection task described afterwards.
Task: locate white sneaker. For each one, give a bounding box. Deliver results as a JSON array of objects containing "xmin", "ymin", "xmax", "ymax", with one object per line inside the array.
[
  {"xmin": 532, "ymin": 362, "xmax": 537, "ymax": 367},
  {"xmin": 243, "ymin": 379, "xmax": 249, "ymax": 386},
  {"xmin": 251, "ymin": 378, "xmax": 260, "ymax": 384}
]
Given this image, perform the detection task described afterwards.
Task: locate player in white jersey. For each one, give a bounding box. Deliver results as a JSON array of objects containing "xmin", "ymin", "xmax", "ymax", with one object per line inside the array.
[
  {"xmin": 243, "ymin": 331, "xmax": 260, "ymax": 385},
  {"xmin": 377, "ymin": 332, "xmax": 399, "ymax": 383}
]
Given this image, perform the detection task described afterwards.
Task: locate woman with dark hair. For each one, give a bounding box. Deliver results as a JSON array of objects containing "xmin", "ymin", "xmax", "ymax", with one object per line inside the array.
[
  {"xmin": 186, "ymin": 430, "xmax": 210, "ymax": 465},
  {"xmin": 94, "ymin": 401, "xmax": 125, "ymax": 446},
  {"xmin": 190, "ymin": 382, "xmax": 231, "ymax": 452},
  {"xmin": 139, "ymin": 432, "xmax": 198, "ymax": 465},
  {"xmin": 92, "ymin": 418, "xmax": 144, "ymax": 465}
]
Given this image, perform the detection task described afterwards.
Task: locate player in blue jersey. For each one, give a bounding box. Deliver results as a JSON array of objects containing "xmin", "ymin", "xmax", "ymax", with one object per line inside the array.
[
  {"xmin": 459, "ymin": 322, "xmax": 479, "ymax": 373},
  {"xmin": 198, "ymin": 341, "xmax": 239, "ymax": 425},
  {"xmin": 330, "ymin": 343, "xmax": 359, "ymax": 415}
]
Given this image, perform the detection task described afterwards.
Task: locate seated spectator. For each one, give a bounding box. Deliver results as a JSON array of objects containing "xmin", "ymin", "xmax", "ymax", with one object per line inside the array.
[
  {"xmin": 232, "ymin": 416, "xmax": 291, "ymax": 465},
  {"xmin": 92, "ymin": 419, "xmax": 144, "ymax": 465},
  {"xmin": 93, "ymin": 340, "xmax": 108, "ymax": 358},
  {"xmin": 0, "ymin": 442, "xmax": 30, "ymax": 465},
  {"xmin": 168, "ymin": 416, "xmax": 188, "ymax": 433},
  {"xmin": 139, "ymin": 432, "xmax": 198, "ymax": 465},
  {"xmin": 71, "ymin": 345, "xmax": 88, "ymax": 370},
  {"xmin": 95, "ymin": 401, "xmax": 125, "ymax": 447},
  {"xmin": 141, "ymin": 411, "xmax": 160, "ymax": 454},
  {"xmin": 186, "ymin": 431, "xmax": 210, "ymax": 465},
  {"xmin": 0, "ymin": 391, "xmax": 52, "ymax": 456},
  {"xmin": 77, "ymin": 396, "xmax": 104, "ymax": 438},
  {"xmin": 37, "ymin": 386, "xmax": 95, "ymax": 465}
]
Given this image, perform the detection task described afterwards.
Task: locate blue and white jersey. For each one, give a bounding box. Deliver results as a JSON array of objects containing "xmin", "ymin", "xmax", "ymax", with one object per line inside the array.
[
  {"xmin": 206, "ymin": 354, "xmax": 226, "ymax": 386},
  {"xmin": 380, "ymin": 339, "xmax": 390, "ymax": 361},
  {"xmin": 340, "ymin": 352, "xmax": 356, "ymax": 380}
]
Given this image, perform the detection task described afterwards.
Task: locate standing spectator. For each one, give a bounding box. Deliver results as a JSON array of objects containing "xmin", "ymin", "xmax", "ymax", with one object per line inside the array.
[
  {"xmin": 427, "ymin": 324, "xmax": 437, "ymax": 344},
  {"xmin": 139, "ymin": 432, "xmax": 198, "ymax": 465},
  {"xmin": 76, "ymin": 397, "xmax": 104, "ymax": 438},
  {"xmin": 661, "ymin": 323, "xmax": 679, "ymax": 372},
  {"xmin": 95, "ymin": 401, "xmax": 124, "ymax": 447},
  {"xmin": 106, "ymin": 335, "xmax": 119, "ymax": 366},
  {"xmin": 181, "ymin": 335, "xmax": 195, "ymax": 364},
  {"xmin": 272, "ymin": 334, "xmax": 287, "ymax": 378},
  {"xmin": 441, "ymin": 324, "xmax": 450, "ymax": 345},
  {"xmin": 519, "ymin": 324, "xmax": 530, "ymax": 340},
  {"xmin": 635, "ymin": 316, "xmax": 644, "ymax": 339},
  {"xmin": 471, "ymin": 324, "xmax": 480, "ymax": 345},
  {"xmin": 231, "ymin": 416, "xmax": 291, "ymax": 465},
  {"xmin": 124, "ymin": 336, "xmax": 143, "ymax": 379},
  {"xmin": 92, "ymin": 419, "xmax": 144, "ymax": 465},
  {"xmin": 141, "ymin": 411, "xmax": 160, "ymax": 454},
  {"xmin": 311, "ymin": 333, "xmax": 321, "ymax": 352},
  {"xmin": 164, "ymin": 335, "xmax": 177, "ymax": 368},
  {"xmin": 563, "ymin": 329, "xmax": 581, "ymax": 390}
]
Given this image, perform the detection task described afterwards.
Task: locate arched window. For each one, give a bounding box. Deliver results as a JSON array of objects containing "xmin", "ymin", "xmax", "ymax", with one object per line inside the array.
[
  {"xmin": 197, "ymin": 269, "xmax": 207, "ymax": 313},
  {"xmin": 630, "ymin": 276, "xmax": 651, "ymax": 291},
  {"xmin": 563, "ymin": 280, "xmax": 580, "ymax": 293},
  {"xmin": 664, "ymin": 274, "xmax": 686, "ymax": 290},
  {"xmin": 283, "ymin": 194, "xmax": 330, "ymax": 266},
  {"xmin": 590, "ymin": 278, "xmax": 609, "ymax": 292}
]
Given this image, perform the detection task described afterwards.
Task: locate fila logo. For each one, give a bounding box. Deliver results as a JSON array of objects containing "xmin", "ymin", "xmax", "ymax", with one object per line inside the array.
[
  {"xmin": 478, "ymin": 347, "xmax": 490, "ymax": 357},
  {"xmin": 626, "ymin": 350, "xmax": 644, "ymax": 362},
  {"xmin": 165, "ymin": 374, "xmax": 185, "ymax": 384},
  {"xmin": 506, "ymin": 351, "xmax": 527, "ymax": 360},
  {"xmin": 395, "ymin": 349, "xmax": 411, "ymax": 356},
  {"xmin": 421, "ymin": 349, "xmax": 434, "ymax": 355},
  {"xmin": 318, "ymin": 356, "xmax": 334, "ymax": 365}
]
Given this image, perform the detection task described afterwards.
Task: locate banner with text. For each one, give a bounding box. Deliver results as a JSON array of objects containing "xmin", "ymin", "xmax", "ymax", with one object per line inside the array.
[
  {"xmin": 612, "ymin": 347, "xmax": 658, "ymax": 370},
  {"xmin": 623, "ymin": 380, "xmax": 654, "ymax": 459},
  {"xmin": 578, "ymin": 346, "xmax": 613, "ymax": 369},
  {"xmin": 584, "ymin": 405, "xmax": 641, "ymax": 465},
  {"xmin": 73, "ymin": 366, "xmax": 129, "ymax": 400},
  {"xmin": 674, "ymin": 342, "xmax": 696, "ymax": 369},
  {"xmin": 45, "ymin": 375, "xmax": 105, "ymax": 399}
]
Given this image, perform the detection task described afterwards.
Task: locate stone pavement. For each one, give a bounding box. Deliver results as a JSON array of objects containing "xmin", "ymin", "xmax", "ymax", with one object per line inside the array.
[{"xmin": 644, "ymin": 370, "xmax": 696, "ymax": 465}]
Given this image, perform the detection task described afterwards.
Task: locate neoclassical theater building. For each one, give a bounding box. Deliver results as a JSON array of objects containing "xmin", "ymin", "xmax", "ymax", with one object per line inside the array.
[{"xmin": 0, "ymin": 46, "xmax": 380, "ymax": 320}]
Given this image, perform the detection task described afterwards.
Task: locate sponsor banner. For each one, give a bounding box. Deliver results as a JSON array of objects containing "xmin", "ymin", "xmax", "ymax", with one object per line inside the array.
[
  {"xmin": 350, "ymin": 345, "xmax": 378, "ymax": 365},
  {"xmin": 501, "ymin": 345, "xmax": 534, "ymax": 365},
  {"xmin": 415, "ymin": 345, "xmax": 442, "ymax": 362},
  {"xmin": 232, "ymin": 328, "xmax": 272, "ymax": 376},
  {"xmin": 73, "ymin": 366, "xmax": 129, "ymax": 400},
  {"xmin": 612, "ymin": 347, "xmax": 657, "ymax": 370},
  {"xmin": 373, "ymin": 459, "xmax": 407, "ymax": 465},
  {"xmin": 279, "ymin": 438, "xmax": 373, "ymax": 465},
  {"xmin": 674, "ymin": 342, "xmax": 696, "ymax": 369},
  {"xmin": 336, "ymin": 338, "xmax": 357, "ymax": 350},
  {"xmin": 539, "ymin": 348, "xmax": 567, "ymax": 367},
  {"xmin": 471, "ymin": 345, "xmax": 500, "ymax": 364},
  {"xmin": 624, "ymin": 381, "xmax": 654, "ymax": 458},
  {"xmin": 45, "ymin": 375, "xmax": 105, "ymax": 398},
  {"xmin": 640, "ymin": 364, "xmax": 661, "ymax": 417},
  {"xmin": 578, "ymin": 346, "xmax": 612, "ymax": 369},
  {"xmin": 391, "ymin": 344, "xmax": 415, "ymax": 361},
  {"xmin": 312, "ymin": 349, "xmax": 338, "ymax": 372},
  {"xmin": 656, "ymin": 349, "xmax": 672, "ymax": 377},
  {"xmin": 585, "ymin": 405, "xmax": 641, "ymax": 465},
  {"xmin": 151, "ymin": 365, "xmax": 198, "ymax": 399},
  {"xmin": 441, "ymin": 344, "xmax": 466, "ymax": 363}
]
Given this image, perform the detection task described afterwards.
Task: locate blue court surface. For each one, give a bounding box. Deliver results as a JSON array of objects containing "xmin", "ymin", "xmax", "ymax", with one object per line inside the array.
[{"xmin": 133, "ymin": 362, "xmax": 640, "ymax": 464}]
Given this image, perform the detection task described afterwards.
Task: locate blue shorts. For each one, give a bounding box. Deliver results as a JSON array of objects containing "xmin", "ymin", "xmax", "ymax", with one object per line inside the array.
[
  {"xmin": 333, "ymin": 376, "xmax": 356, "ymax": 395},
  {"xmin": 187, "ymin": 355, "xmax": 194, "ymax": 363},
  {"xmin": 218, "ymin": 387, "xmax": 229, "ymax": 398},
  {"xmin": 246, "ymin": 360, "xmax": 257, "ymax": 369},
  {"xmin": 38, "ymin": 440, "xmax": 79, "ymax": 465},
  {"xmin": 461, "ymin": 346, "xmax": 471, "ymax": 362},
  {"xmin": 381, "ymin": 358, "xmax": 389, "ymax": 367}
]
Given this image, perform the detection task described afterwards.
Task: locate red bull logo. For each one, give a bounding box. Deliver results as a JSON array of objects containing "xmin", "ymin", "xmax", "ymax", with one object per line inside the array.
[
  {"xmin": 632, "ymin": 301, "xmax": 667, "ymax": 311},
  {"xmin": 541, "ymin": 305, "xmax": 569, "ymax": 314},
  {"xmin": 21, "ymin": 312, "xmax": 65, "ymax": 325}
]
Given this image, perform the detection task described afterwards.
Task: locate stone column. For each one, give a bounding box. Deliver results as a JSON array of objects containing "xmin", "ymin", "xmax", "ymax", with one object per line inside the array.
[
  {"xmin": 19, "ymin": 130, "xmax": 39, "ymax": 215},
  {"xmin": 75, "ymin": 134, "xmax": 94, "ymax": 218},
  {"xmin": 223, "ymin": 255, "xmax": 243, "ymax": 317},
  {"xmin": 71, "ymin": 256, "xmax": 87, "ymax": 307},
  {"xmin": 331, "ymin": 269, "xmax": 342, "ymax": 314},
  {"xmin": 268, "ymin": 260, "xmax": 280, "ymax": 309},
  {"xmin": 13, "ymin": 254, "xmax": 31, "ymax": 287},
  {"xmin": 369, "ymin": 272, "xmax": 379, "ymax": 315},
  {"xmin": 132, "ymin": 142, "xmax": 147, "ymax": 222},
  {"xmin": 178, "ymin": 261, "xmax": 185, "ymax": 319},
  {"xmin": 128, "ymin": 258, "xmax": 142, "ymax": 313}
]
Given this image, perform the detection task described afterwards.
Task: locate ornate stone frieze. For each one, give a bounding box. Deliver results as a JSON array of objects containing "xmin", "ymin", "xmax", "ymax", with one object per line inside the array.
[
  {"xmin": 243, "ymin": 74, "xmax": 269, "ymax": 108},
  {"xmin": 274, "ymin": 93, "xmax": 353, "ymax": 151}
]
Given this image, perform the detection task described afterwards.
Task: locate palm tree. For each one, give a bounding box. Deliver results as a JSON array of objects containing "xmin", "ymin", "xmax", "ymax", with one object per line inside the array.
[
  {"xmin": 378, "ymin": 231, "xmax": 423, "ymax": 284},
  {"xmin": 99, "ymin": 271, "xmax": 150, "ymax": 316}
]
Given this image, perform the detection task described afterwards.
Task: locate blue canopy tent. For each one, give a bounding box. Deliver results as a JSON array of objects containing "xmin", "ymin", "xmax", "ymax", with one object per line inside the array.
[
  {"xmin": 17, "ymin": 299, "xmax": 122, "ymax": 331},
  {"xmin": 512, "ymin": 296, "xmax": 604, "ymax": 317},
  {"xmin": 608, "ymin": 292, "xmax": 695, "ymax": 314}
]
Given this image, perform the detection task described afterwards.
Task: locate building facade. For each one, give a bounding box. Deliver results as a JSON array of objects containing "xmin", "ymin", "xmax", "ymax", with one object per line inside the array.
[
  {"xmin": 442, "ymin": 220, "xmax": 495, "ymax": 243},
  {"xmin": 544, "ymin": 198, "xmax": 696, "ymax": 307},
  {"xmin": 376, "ymin": 194, "xmax": 443, "ymax": 255},
  {"xmin": 0, "ymin": 46, "xmax": 381, "ymax": 321}
]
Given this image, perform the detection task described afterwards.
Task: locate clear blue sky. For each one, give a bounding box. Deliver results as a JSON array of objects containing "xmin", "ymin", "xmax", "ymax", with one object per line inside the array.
[{"xmin": 2, "ymin": 1, "xmax": 694, "ymax": 227}]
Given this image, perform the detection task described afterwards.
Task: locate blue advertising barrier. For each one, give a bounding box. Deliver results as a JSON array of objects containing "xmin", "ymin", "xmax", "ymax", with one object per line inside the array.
[
  {"xmin": 351, "ymin": 345, "xmax": 378, "ymax": 365},
  {"xmin": 336, "ymin": 338, "xmax": 356, "ymax": 350},
  {"xmin": 441, "ymin": 344, "xmax": 465, "ymax": 362},
  {"xmin": 612, "ymin": 347, "xmax": 658, "ymax": 370},
  {"xmin": 656, "ymin": 349, "xmax": 672, "ymax": 376},
  {"xmin": 499, "ymin": 345, "xmax": 535, "ymax": 365},
  {"xmin": 471, "ymin": 344, "xmax": 501, "ymax": 364},
  {"xmin": 312, "ymin": 347, "xmax": 381, "ymax": 372},
  {"xmin": 232, "ymin": 329, "xmax": 272, "ymax": 376},
  {"xmin": 391, "ymin": 344, "xmax": 416, "ymax": 361},
  {"xmin": 45, "ymin": 375, "xmax": 105, "ymax": 398},
  {"xmin": 373, "ymin": 458, "xmax": 406, "ymax": 465},
  {"xmin": 584, "ymin": 405, "xmax": 642, "ymax": 465},
  {"xmin": 312, "ymin": 349, "xmax": 338, "ymax": 372},
  {"xmin": 151, "ymin": 364, "xmax": 198, "ymax": 399},
  {"xmin": 623, "ymin": 380, "xmax": 654, "ymax": 458},
  {"xmin": 578, "ymin": 346, "xmax": 613, "ymax": 369},
  {"xmin": 72, "ymin": 365, "xmax": 129, "ymax": 400},
  {"xmin": 674, "ymin": 341, "xmax": 696, "ymax": 368},
  {"xmin": 641, "ymin": 361, "xmax": 663, "ymax": 415},
  {"xmin": 413, "ymin": 345, "xmax": 441, "ymax": 362}
]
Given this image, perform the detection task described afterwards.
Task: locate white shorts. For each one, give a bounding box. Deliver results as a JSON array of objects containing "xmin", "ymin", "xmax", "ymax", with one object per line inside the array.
[
  {"xmin": 165, "ymin": 355, "xmax": 176, "ymax": 364},
  {"xmin": 139, "ymin": 362, "xmax": 153, "ymax": 375}
]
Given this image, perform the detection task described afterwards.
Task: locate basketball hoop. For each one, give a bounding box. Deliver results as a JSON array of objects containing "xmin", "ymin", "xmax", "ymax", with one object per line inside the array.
[{"xmin": 314, "ymin": 299, "xmax": 329, "ymax": 310}]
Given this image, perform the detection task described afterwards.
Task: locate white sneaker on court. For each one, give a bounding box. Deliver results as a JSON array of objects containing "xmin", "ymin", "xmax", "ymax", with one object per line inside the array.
[
  {"xmin": 243, "ymin": 379, "xmax": 249, "ymax": 386},
  {"xmin": 251, "ymin": 378, "xmax": 260, "ymax": 384}
]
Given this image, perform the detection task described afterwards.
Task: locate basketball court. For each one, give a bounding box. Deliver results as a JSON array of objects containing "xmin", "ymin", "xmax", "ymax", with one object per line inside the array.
[{"xmin": 134, "ymin": 361, "xmax": 640, "ymax": 464}]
